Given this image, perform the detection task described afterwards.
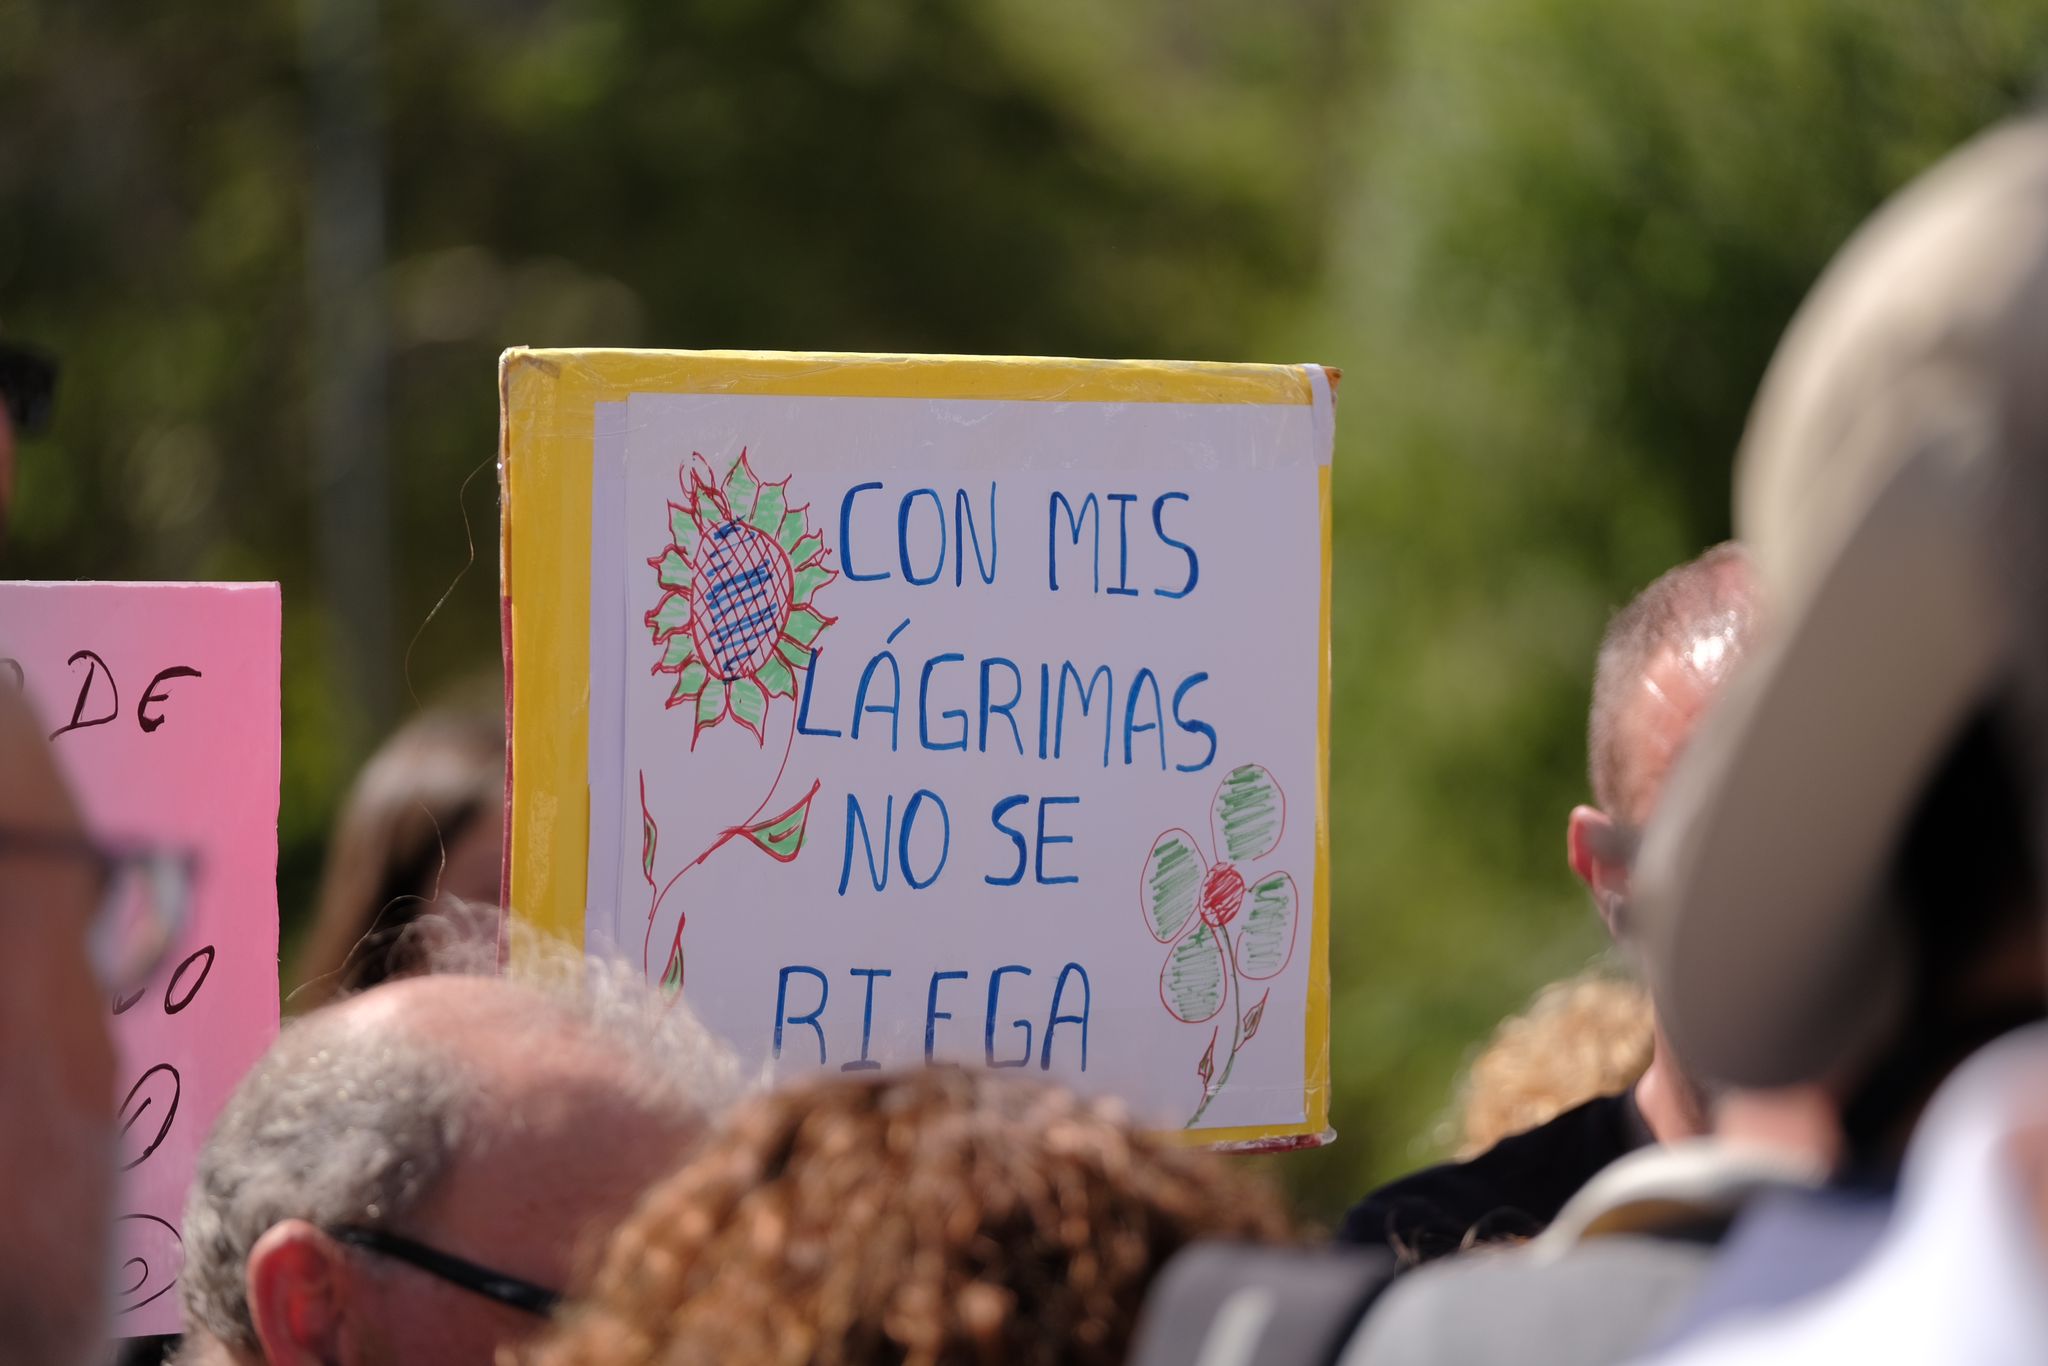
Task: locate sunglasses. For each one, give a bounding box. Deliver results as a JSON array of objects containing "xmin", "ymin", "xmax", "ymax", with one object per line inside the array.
[
  {"xmin": 327, "ymin": 1226, "xmax": 564, "ymax": 1318},
  {"xmin": 0, "ymin": 341, "xmax": 58, "ymax": 436}
]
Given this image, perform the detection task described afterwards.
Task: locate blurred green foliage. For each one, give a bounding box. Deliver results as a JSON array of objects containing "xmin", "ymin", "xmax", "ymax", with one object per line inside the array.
[{"xmin": 3, "ymin": 0, "xmax": 2045, "ymax": 1219}]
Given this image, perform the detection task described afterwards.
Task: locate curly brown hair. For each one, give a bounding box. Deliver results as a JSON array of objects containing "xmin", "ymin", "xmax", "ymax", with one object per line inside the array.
[
  {"xmin": 1453, "ymin": 968, "xmax": 1654, "ymax": 1158},
  {"xmin": 521, "ymin": 1068, "xmax": 1294, "ymax": 1366}
]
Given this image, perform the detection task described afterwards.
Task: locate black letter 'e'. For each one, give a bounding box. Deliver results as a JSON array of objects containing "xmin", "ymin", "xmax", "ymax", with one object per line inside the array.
[{"xmin": 137, "ymin": 667, "xmax": 202, "ymax": 734}]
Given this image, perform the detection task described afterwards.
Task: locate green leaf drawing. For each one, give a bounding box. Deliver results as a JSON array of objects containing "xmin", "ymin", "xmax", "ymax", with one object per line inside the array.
[
  {"xmin": 1142, "ymin": 828, "xmax": 1204, "ymax": 943},
  {"xmin": 1241, "ymin": 989, "xmax": 1270, "ymax": 1042},
  {"xmin": 1213, "ymin": 763, "xmax": 1285, "ymax": 863},
  {"xmin": 1235, "ymin": 871, "xmax": 1298, "ymax": 980},
  {"xmin": 640, "ymin": 785, "xmax": 658, "ymax": 889},
  {"xmin": 1161, "ymin": 922, "xmax": 1226, "ymax": 1023},
  {"xmin": 660, "ymin": 939, "xmax": 685, "ymax": 1000},
  {"xmin": 739, "ymin": 780, "xmax": 821, "ymax": 862}
]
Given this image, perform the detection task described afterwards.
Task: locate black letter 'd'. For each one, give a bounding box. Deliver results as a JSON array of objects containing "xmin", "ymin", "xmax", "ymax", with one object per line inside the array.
[{"xmin": 51, "ymin": 650, "xmax": 117, "ymax": 739}]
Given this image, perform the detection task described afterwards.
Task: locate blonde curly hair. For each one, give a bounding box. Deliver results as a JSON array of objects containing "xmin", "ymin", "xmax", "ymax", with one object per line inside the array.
[
  {"xmin": 1452, "ymin": 969, "xmax": 1654, "ymax": 1158},
  {"xmin": 521, "ymin": 1068, "xmax": 1294, "ymax": 1366}
]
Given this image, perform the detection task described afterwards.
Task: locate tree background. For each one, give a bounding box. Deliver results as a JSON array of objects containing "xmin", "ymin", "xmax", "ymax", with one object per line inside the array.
[{"xmin": 4, "ymin": 0, "xmax": 2045, "ymax": 1215}]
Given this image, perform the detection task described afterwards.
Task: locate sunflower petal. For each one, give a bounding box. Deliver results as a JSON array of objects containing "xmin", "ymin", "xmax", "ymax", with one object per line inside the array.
[
  {"xmin": 750, "ymin": 480, "xmax": 787, "ymax": 536},
  {"xmin": 1141, "ymin": 828, "xmax": 1205, "ymax": 943},
  {"xmin": 792, "ymin": 563, "xmax": 836, "ymax": 607},
  {"xmin": 665, "ymin": 660, "xmax": 708, "ymax": 708},
  {"xmin": 727, "ymin": 676, "xmax": 768, "ymax": 741},
  {"xmin": 1160, "ymin": 922, "xmax": 1226, "ymax": 1023},
  {"xmin": 784, "ymin": 605, "xmax": 830, "ymax": 646},
  {"xmin": 755, "ymin": 652, "xmax": 796, "ymax": 699},
  {"xmin": 724, "ymin": 451, "xmax": 759, "ymax": 514},
  {"xmin": 778, "ymin": 637, "xmax": 812, "ymax": 670},
  {"xmin": 789, "ymin": 531, "xmax": 826, "ymax": 567},
  {"xmin": 695, "ymin": 676, "xmax": 728, "ymax": 732},
  {"xmin": 668, "ymin": 502, "xmax": 702, "ymax": 558},
  {"xmin": 646, "ymin": 590, "xmax": 692, "ymax": 643},
  {"xmin": 777, "ymin": 508, "xmax": 810, "ymax": 552},
  {"xmin": 651, "ymin": 547, "xmax": 693, "ymax": 593},
  {"xmin": 656, "ymin": 632, "xmax": 698, "ymax": 673}
]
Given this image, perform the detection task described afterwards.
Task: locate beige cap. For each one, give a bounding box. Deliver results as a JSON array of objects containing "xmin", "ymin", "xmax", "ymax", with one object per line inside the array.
[{"xmin": 1635, "ymin": 117, "xmax": 2048, "ymax": 1089}]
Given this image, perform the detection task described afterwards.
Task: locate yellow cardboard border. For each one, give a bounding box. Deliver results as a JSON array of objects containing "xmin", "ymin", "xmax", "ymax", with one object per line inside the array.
[{"xmin": 501, "ymin": 348, "xmax": 1333, "ymax": 1146}]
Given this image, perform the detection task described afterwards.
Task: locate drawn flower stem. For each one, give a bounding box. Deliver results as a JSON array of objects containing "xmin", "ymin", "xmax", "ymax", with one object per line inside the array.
[
  {"xmin": 1186, "ymin": 933, "xmax": 1244, "ymax": 1128},
  {"xmin": 641, "ymin": 703, "xmax": 801, "ymax": 984}
]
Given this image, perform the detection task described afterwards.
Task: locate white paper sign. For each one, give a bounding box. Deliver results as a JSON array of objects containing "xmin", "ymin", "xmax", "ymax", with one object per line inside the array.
[{"xmin": 583, "ymin": 388, "xmax": 1325, "ymax": 1133}]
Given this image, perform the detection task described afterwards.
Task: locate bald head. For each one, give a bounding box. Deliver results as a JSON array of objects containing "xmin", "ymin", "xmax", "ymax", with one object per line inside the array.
[
  {"xmin": 0, "ymin": 682, "xmax": 117, "ymax": 1366},
  {"xmin": 182, "ymin": 970, "xmax": 741, "ymax": 1363},
  {"xmin": 1588, "ymin": 544, "xmax": 1757, "ymax": 826}
]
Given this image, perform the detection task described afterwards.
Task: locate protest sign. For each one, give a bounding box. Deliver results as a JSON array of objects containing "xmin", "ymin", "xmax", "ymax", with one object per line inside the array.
[
  {"xmin": 503, "ymin": 350, "xmax": 1333, "ymax": 1146},
  {"xmin": 0, "ymin": 582, "xmax": 281, "ymax": 1335}
]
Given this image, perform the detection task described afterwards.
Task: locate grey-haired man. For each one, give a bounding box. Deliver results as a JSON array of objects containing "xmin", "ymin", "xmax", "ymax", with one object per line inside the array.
[{"xmin": 175, "ymin": 967, "xmax": 741, "ymax": 1365}]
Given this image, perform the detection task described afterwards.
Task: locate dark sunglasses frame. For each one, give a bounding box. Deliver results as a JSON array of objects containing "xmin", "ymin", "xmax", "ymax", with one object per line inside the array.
[
  {"xmin": 326, "ymin": 1225, "xmax": 563, "ymax": 1318},
  {"xmin": 0, "ymin": 341, "xmax": 57, "ymax": 436}
]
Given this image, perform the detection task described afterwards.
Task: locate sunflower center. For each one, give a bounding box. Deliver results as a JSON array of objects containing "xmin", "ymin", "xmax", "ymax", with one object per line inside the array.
[
  {"xmin": 690, "ymin": 519, "xmax": 795, "ymax": 680},
  {"xmin": 1200, "ymin": 862, "xmax": 1246, "ymax": 929}
]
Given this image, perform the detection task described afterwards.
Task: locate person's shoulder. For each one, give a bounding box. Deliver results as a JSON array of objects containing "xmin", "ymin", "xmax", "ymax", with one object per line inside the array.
[
  {"xmin": 1337, "ymin": 1235, "xmax": 1713, "ymax": 1366},
  {"xmin": 1334, "ymin": 1155, "xmax": 1529, "ymax": 1257},
  {"xmin": 1336, "ymin": 1092, "xmax": 1644, "ymax": 1258}
]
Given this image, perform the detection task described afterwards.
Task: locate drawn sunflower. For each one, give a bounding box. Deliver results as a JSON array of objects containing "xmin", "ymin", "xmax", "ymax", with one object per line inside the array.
[
  {"xmin": 647, "ymin": 449, "xmax": 836, "ymax": 746},
  {"xmin": 1140, "ymin": 762, "xmax": 1299, "ymax": 1125}
]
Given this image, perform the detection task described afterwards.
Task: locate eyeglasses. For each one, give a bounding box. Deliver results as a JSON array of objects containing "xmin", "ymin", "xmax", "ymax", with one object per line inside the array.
[
  {"xmin": 326, "ymin": 1225, "xmax": 564, "ymax": 1318},
  {"xmin": 0, "ymin": 341, "xmax": 58, "ymax": 437},
  {"xmin": 0, "ymin": 827, "xmax": 194, "ymax": 996}
]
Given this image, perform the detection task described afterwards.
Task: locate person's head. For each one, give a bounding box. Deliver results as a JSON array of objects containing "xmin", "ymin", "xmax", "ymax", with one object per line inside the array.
[
  {"xmin": 1452, "ymin": 968, "xmax": 1654, "ymax": 1157},
  {"xmin": 523, "ymin": 1068, "xmax": 1295, "ymax": 1366},
  {"xmin": 1569, "ymin": 543, "xmax": 1758, "ymax": 947},
  {"xmin": 179, "ymin": 965, "xmax": 743, "ymax": 1366},
  {"xmin": 1638, "ymin": 116, "xmax": 2048, "ymax": 1161},
  {"xmin": 0, "ymin": 684, "xmax": 117, "ymax": 1366},
  {"xmin": 292, "ymin": 709, "xmax": 504, "ymax": 1008}
]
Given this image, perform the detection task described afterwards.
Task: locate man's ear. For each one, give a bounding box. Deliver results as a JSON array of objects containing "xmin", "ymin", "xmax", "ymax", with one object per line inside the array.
[
  {"xmin": 246, "ymin": 1220, "xmax": 349, "ymax": 1366},
  {"xmin": 1566, "ymin": 804, "xmax": 1629, "ymax": 941}
]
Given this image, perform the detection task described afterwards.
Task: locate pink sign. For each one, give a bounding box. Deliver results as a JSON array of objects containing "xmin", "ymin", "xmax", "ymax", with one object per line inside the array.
[{"xmin": 0, "ymin": 582, "xmax": 281, "ymax": 1336}]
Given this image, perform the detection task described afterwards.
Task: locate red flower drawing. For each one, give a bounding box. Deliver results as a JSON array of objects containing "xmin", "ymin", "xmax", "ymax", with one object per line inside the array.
[{"xmin": 1140, "ymin": 763, "xmax": 1298, "ymax": 1126}]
